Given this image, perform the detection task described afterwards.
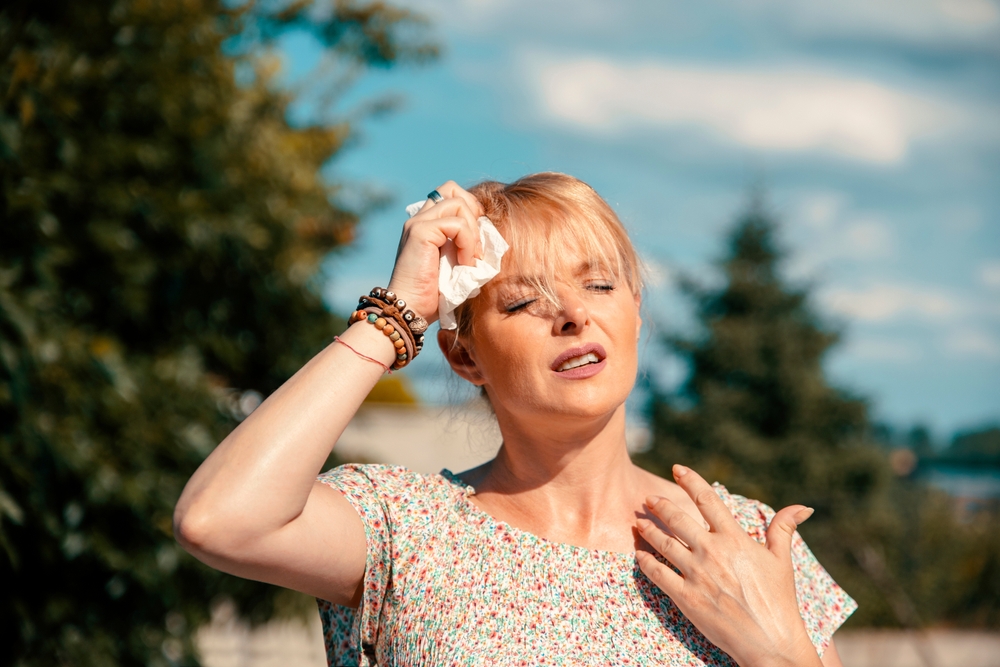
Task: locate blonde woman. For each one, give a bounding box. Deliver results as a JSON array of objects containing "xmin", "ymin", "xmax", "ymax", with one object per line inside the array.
[{"xmin": 175, "ymin": 174, "xmax": 855, "ymax": 666}]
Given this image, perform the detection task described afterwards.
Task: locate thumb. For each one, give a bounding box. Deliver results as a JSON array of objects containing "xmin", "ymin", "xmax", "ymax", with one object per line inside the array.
[{"xmin": 765, "ymin": 505, "xmax": 814, "ymax": 561}]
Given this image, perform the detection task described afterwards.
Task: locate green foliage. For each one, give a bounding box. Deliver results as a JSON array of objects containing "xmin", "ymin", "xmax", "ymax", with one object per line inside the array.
[
  {"xmin": 0, "ymin": 0, "xmax": 433, "ymax": 664},
  {"xmin": 636, "ymin": 199, "xmax": 1000, "ymax": 628},
  {"xmin": 948, "ymin": 426, "xmax": 1000, "ymax": 460}
]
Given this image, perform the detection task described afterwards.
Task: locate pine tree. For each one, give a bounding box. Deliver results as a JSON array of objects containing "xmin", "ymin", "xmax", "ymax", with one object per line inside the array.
[
  {"xmin": 0, "ymin": 1, "xmax": 432, "ymax": 664},
  {"xmin": 635, "ymin": 199, "xmax": 1000, "ymax": 628},
  {"xmin": 638, "ymin": 199, "xmax": 885, "ymax": 512}
]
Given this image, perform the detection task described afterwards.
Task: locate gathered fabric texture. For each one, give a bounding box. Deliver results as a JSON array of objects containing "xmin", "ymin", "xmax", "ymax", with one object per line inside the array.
[{"xmin": 316, "ymin": 464, "xmax": 856, "ymax": 667}]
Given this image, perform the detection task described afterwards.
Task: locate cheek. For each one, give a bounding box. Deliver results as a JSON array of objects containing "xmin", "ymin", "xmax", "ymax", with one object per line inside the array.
[{"xmin": 472, "ymin": 322, "xmax": 543, "ymax": 390}]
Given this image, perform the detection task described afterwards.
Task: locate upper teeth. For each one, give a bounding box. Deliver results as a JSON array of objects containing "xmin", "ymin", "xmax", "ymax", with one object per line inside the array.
[{"xmin": 557, "ymin": 353, "xmax": 600, "ymax": 371}]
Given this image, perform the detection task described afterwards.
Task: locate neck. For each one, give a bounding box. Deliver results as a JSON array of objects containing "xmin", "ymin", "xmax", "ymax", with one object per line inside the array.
[{"xmin": 474, "ymin": 403, "xmax": 640, "ymax": 539}]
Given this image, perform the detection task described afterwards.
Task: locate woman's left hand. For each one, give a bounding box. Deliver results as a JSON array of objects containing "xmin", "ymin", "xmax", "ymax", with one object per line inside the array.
[{"xmin": 636, "ymin": 465, "xmax": 822, "ymax": 667}]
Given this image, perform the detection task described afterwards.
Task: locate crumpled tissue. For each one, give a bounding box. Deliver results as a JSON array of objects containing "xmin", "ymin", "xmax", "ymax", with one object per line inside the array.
[{"xmin": 405, "ymin": 200, "xmax": 509, "ymax": 330}]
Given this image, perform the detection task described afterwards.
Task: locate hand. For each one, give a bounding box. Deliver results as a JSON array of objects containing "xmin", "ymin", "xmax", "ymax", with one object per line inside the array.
[
  {"xmin": 386, "ymin": 180, "xmax": 484, "ymax": 323},
  {"xmin": 636, "ymin": 465, "xmax": 821, "ymax": 667}
]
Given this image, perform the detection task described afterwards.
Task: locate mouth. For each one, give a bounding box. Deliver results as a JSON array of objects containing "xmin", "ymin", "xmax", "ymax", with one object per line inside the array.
[
  {"xmin": 551, "ymin": 344, "xmax": 607, "ymax": 373},
  {"xmin": 556, "ymin": 352, "xmax": 602, "ymax": 372}
]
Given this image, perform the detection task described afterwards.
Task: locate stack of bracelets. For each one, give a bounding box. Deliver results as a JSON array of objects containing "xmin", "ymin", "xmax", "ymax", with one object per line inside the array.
[{"xmin": 347, "ymin": 287, "xmax": 429, "ymax": 371}]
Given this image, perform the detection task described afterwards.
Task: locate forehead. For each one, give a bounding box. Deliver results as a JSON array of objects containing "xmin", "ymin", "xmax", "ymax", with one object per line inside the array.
[{"xmin": 493, "ymin": 257, "xmax": 611, "ymax": 287}]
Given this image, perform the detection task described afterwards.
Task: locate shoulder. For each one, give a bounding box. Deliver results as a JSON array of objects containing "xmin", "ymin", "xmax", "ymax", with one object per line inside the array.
[
  {"xmin": 318, "ymin": 462, "xmax": 429, "ymax": 495},
  {"xmin": 317, "ymin": 463, "xmax": 464, "ymax": 529}
]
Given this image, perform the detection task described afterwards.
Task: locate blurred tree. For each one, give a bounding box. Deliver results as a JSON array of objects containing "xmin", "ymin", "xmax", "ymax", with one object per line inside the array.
[
  {"xmin": 635, "ymin": 198, "xmax": 1000, "ymax": 628},
  {"xmin": 907, "ymin": 425, "xmax": 935, "ymax": 459},
  {"xmin": 948, "ymin": 425, "xmax": 1000, "ymax": 460},
  {"xmin": 0, "ymin": 0, "xmax": 432, "ymax": 665}
]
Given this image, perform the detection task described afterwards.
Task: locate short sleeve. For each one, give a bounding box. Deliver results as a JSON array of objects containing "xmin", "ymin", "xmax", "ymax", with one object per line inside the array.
[
  {"xmin": 717, "ymin": 487, "xmax": 858, "ymax": 656},
  {"xmin": 314, "ymin": 464, "xmax": 397, "ymax": 667}
]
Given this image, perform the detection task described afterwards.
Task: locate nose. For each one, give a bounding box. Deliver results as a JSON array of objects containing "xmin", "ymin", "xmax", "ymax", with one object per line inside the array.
[{"xmin": 552, "ymin": 286, "xmax": 589, "ymax": 336}]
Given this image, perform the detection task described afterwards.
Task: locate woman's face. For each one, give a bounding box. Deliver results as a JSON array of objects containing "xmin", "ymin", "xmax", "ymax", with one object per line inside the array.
[{"xmin": 460, "ymin": 248, "xmax": 642, "ymax": 422}]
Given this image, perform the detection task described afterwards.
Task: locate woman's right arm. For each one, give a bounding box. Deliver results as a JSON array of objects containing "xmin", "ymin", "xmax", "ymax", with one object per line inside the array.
[{"xmin": 173, "ymin": 181, "xmax": 484, "ymax": 606}]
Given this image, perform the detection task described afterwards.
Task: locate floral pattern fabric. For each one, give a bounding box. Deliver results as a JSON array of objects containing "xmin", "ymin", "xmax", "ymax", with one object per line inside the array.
[{"xmin": 316, "ymin": 464, "xmax": 856, "ymax": 666}]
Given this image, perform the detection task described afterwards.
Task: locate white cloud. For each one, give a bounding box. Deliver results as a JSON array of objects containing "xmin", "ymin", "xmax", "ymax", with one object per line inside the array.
[
  {"xmin": 979, "ymin": 261, "xmax": 1000, "ymax": 289},
  {"xmin": 528, "ymin": 55, "xmax": 956, "ymax": 164},
  {"xmin": 943, "ymin": 328, "xmax": 1000, "ymax": 360},
  {"xmin": 842, "ymin": 217, "xmax": 895, "ymax": 259},
  {"xmin": 798, "ymin": 192, "xmax": 846, "ymax": 230},
  {"xmin": 417, "ymin": 0, "xmax": 1000, "ymax": 48},
  {"xmin": 754, "ymin": 0, "xmax": 1000, "ymax": 47},
  {"xmin": 820, "ymin": 283, "xmax": 963, "ymax": 322},
  {"xmin": 787, "ymin": 205, "xmax": 897, "ymax": 276}
]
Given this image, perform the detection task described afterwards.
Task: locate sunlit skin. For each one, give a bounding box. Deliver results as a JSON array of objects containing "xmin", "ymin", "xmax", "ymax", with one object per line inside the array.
[
  {"xmin": 174, "ymin": 178, "xmax": 844, "ymax": 667},
  {"xmin": 439, "ymin": 257, "xmax": 667, "ymax": 554},
  {"xmin": 468, "ymin": 265, "xmax": 641, "ymax": 420}
]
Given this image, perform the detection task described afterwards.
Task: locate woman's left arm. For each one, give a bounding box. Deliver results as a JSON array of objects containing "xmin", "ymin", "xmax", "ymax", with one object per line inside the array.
[{"xmin": 636, "ymin": 464, "xmax": 826, "ymax": 667}]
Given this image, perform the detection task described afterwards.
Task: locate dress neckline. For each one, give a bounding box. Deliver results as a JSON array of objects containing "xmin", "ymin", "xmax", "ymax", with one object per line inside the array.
[{"xmin": 438, "ymin": 468, "xmax": 641, "ymax": 565}]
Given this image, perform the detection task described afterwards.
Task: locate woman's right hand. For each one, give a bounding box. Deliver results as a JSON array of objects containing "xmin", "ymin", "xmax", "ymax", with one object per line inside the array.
[{"xmin": 387, "ymin": 180, "xmax": 484, "ymax": 324}]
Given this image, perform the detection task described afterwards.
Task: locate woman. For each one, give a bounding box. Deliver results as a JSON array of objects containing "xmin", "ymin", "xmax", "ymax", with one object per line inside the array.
[{"xmin": 175, "ymin": 174, "xmax": 855, "ymax": 666}]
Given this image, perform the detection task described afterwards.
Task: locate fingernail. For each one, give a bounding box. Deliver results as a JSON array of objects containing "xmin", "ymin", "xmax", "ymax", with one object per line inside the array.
[
  {"xmin": 636, "ymin": 518, "xmax": 652, "ymax": 531},
  {"xmin": 645, "ymin": 495, "xmax": 664, "ymax": 508},
  {"xmin": 795, "ymin": 507, "xmax": 815, "ymax": 523},
  {"xmin": 673, "ymin": 464, "xmax": 689, "ymax": 478}
]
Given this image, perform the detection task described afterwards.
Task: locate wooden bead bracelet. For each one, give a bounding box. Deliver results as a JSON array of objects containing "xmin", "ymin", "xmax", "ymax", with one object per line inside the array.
[
  {"xmin": 348, "ymin": 309, "xmax": 412, "ymax": 369},
  {"xmin": 348, "ymin": 287, "xmax": 429, "ymax": 370}
]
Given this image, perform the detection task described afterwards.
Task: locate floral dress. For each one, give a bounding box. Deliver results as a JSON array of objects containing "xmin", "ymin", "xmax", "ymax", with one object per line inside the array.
[{"xmin": 316, "ymin": 464, "xmax": 856, "ymax": 666}]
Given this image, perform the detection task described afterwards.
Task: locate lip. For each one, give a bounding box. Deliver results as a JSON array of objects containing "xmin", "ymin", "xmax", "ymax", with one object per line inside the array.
[{"xmin": 550, "ymin": 343, "xmax": 607, "ymax": 379}]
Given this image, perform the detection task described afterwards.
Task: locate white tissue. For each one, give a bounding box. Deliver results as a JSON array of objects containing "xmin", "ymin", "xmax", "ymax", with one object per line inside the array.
[{"xmin": 405, "ymin": 200, "xmax": 509, "ymax": 330}]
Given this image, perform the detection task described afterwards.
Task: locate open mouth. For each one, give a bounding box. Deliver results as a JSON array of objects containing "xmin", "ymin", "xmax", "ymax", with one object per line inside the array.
[
  {"xmin": 551, "ymin": 344, "xmax": 607, "ymax": 373},
  {"xmin": 556, "ymin": 352, "xmax": 602, "ymax": 372}
]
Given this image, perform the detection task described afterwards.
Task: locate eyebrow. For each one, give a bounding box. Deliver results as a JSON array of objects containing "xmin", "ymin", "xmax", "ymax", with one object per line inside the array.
[{"xmin": 496, "ymin": 261, "xmax": 612, "ymax": 286}]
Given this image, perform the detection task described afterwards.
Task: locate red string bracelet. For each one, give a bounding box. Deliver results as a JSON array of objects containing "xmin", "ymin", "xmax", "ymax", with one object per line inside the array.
[{"xmin": 333, "ymin": 336, "xmax": 391, "ymax": 373}]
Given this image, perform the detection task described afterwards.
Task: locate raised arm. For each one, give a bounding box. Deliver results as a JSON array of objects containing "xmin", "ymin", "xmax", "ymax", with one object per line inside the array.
[{"xmin": 173, "ymin": 182, "xmax": 484, "ymax": 605}]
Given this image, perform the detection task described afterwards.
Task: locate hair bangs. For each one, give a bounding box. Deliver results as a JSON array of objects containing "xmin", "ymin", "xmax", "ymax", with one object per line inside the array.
[{"xmin": 456, "ymin": 173, "xmax": 643, "ymax": 337}]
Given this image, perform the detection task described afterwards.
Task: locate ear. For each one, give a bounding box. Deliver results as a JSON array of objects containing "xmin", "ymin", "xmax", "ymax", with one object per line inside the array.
[{"xmin": 437, "ymin": 328, "xmax": 485, "ymax": 385}]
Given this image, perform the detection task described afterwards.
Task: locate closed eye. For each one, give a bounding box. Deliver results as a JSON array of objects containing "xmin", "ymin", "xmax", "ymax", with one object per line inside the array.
[{"xmin": 506, "ymin": 298, "xmax": 537, "ymax": 313}]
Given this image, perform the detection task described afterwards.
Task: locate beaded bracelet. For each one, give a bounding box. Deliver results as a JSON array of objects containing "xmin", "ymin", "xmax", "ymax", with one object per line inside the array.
[
  {"xmin": 354, "ymin": 288, "xmax": 428, "ymax": 356},
  {"xmin": 360, "ymin": 288, "xmax": 428, "ymax": 345},
  {"xmin": 348, "ymin": 308, "xmax": 413, "ymax": 369},
  {"xmin": 348, "ymin": 288, "xmax": 429, "ymax": 370}
]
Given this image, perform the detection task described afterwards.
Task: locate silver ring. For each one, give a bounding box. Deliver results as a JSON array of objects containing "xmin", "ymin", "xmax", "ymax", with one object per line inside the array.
[{"xmin": 427, "ymin": 189, "xmax": 443, "ymax": 203}]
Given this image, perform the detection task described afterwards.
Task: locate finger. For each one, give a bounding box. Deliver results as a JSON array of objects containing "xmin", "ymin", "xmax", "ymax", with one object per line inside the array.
[
  {"xmin": 765, "ymin": 505, "xmax": 813, "ymax": 562},
  {"xmin": 636, "ymin": 550, "xmax": 685, "ymax": 598},
  {"xmin": 671, "ymin": 464, "xmax": 739, "ymax": 535},
  {"xmin": 636, "ymin": 518, "xmax": 693, "ymax": 572},
  {"xmin": 412, "ymin": 198, "xmax": 482, "ymax": 261},
  {"xmin": 409, "ymin": 216, "xmax": 480, "ymax": 267},
  {"xmin": 434, "ymin": 180, "xmax": 484, "ymax": 218},
  {"xmin": 411, "ymin": 197, "xmax": 475, "ymax": 225},
  {"xmin": 644, "ymin": 496, "xmax": 707, "ymax": 551}
]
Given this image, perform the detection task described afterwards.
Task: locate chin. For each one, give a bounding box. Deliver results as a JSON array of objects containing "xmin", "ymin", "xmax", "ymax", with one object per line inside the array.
[{"xmin": 539, "ymin": 379, "xmax": 634, "ymax": 420}]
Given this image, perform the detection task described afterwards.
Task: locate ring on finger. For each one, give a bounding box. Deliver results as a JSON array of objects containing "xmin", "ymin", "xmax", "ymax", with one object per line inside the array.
[{"xmin": 427, "ymin": 189, "xmax": 443, "ymax": 203}]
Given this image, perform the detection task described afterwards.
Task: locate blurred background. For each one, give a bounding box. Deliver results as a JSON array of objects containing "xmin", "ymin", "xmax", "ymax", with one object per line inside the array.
[{"xmin": 1, "ymin": 1, "xmax": 998, "ymax": 666}]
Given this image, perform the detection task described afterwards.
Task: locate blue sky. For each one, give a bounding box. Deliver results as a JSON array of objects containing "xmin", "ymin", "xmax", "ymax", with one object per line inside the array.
[{"xmin": 280, "ymin": 0, "xmax": 999, "ymax": 439}]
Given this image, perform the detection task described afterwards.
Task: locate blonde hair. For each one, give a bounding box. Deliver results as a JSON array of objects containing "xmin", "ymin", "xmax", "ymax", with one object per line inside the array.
[{"xmin": 453, "ymin": 172, "xmax": 643, "ymax": 338}]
